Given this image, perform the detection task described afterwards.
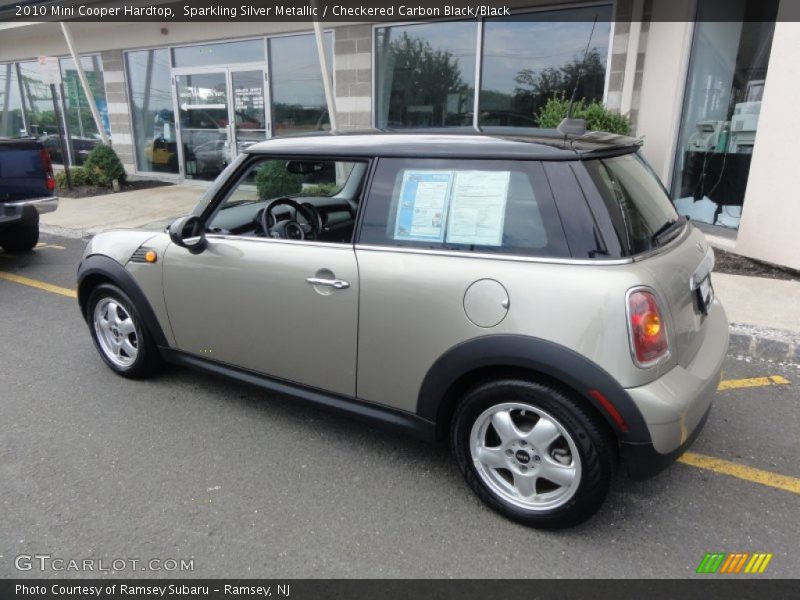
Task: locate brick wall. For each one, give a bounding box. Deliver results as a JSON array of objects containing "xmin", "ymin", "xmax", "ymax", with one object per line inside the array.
[
  {"xmin": 333, "ymin": 24, "xmax": 372, "ymax": 130},
  {"xmin": 607, "ymin": 0, "xmax": 652, "ymax": 133},
  {"xmin": 100, "ymin": 50, "xmax": 135, "ymax": 173}
]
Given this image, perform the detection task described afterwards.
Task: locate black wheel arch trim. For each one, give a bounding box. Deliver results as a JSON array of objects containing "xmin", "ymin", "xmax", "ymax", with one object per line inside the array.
[
  {"xmin": 77, "ymin": 253, "xmax": 169, "ymax": 348},
  {"xmin": 417, "ymin": 334, "xmax": 652, "ymax": 445}
]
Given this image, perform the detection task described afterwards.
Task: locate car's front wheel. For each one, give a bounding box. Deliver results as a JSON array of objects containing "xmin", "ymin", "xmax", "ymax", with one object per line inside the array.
[
  {"xmin": 87, "ymin": 283, "xmax": 161, "ymax": 378},
  {"xmin": 452, "ymin": 379, "xmax": 613, "ymax": 529}
]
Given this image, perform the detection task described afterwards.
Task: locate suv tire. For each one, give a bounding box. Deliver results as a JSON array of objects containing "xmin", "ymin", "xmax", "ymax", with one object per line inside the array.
[
  {"xmin": 452, "ymin": 379, "xmax": 613, "ymax": 529},
  {"xmin": 87, "ymin": 283, "xmax": 162, "ymax": 379},
  {"xmin": 0, "ymin": 218, "xmax": 39, "ymax": 252}
]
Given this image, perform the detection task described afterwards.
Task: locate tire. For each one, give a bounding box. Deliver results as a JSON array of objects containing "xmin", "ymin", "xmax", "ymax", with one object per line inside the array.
[
  {"xmin": 86, "ymin": 283, "xmax": 162, "ymax": 379},
  {"xmin": 451, "ymin": 379, "xmax": 613, "ymax": 529},
  {"xmin": 0, "ymin": 219, "xmax": 39, "ymax": 252}
]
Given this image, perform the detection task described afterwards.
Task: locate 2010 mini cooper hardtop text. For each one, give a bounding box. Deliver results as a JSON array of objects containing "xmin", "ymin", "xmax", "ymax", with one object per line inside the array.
[{"xmin": 77, "ymin": 130, "xmax": 728, "ymax": 528}]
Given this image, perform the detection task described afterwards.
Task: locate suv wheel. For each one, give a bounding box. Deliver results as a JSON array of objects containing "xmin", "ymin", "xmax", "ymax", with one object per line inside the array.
[
  {"xmin": 452, "ymin": 379, "xmax": 613, "ymax": 529},
  {"xmin": 0, "ymin": 219, "xmax": 39, "ymax": 252},
  {"xmin": 87, "ymin": 284, "xmax": 161, "ymax": 378}
]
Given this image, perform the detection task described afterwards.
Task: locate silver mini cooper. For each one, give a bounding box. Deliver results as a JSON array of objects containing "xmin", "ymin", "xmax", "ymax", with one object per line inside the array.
[{"xmin": 78, "ymin": 131, "xmax": 728, "ymax": 528}]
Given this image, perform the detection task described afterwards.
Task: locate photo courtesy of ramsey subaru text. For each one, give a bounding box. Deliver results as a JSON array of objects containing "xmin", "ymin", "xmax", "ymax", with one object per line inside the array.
[{"xmin": 76, "ymin": 129, "xmax": 728, "ymax": 529}]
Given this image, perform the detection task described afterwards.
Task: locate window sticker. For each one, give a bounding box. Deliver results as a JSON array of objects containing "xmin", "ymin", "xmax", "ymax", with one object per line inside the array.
[
  {"xmin": 392, "ymin": 170, "xmax": 454, "ymax": 242},
  {"xmin": 446, "ymin": 171, "xmax": 511, "ymax": 246}
]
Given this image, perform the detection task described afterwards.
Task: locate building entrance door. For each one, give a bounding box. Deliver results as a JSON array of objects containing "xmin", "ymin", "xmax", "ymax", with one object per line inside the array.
[{"xmin": 174, "ymin": 67, "xmax": 268, "ymax": 181}]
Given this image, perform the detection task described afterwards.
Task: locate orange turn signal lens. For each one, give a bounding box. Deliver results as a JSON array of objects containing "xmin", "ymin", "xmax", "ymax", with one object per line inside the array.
[
  {"xmin": 641, "ymin": 312, "xmax": 661, "ymax": 337},
  {"xmin": 144, "ymin": 250, "xmax": 158, "ymax": 263}
]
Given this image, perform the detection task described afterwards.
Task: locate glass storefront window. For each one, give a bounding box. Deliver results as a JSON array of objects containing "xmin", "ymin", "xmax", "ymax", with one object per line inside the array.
[
  {"xmin": 375, "ymin": 21, "xmax": 477, "ymax": 128},
  {"xmin": 0, "ymin": 63, "xmax": 25, "ymax": 137},
  {"xmin": 231, "ymin": 69, "xmax": 267, "ymax": 154},
  {"xmin": 269, "ymin": 33, "xmax": 332, "ymax": 136},
  {"xmin": 17, "ymin": 60, "xmax": 63, "ymax": 163},
  {"xmin": 173, "ymin": 39, "xmax": 264, "ymax": 68},
  {"xmin": 480, "ymin": 6, "xmax": 612, "ymax": 127},
  {"xmin": 60, "ymin": 55, "xmax": 107, "ymax": 165},
  {"xmin": 127, "ymin": 48, "xmax": 179, "ymax": 174},
  {"xmin": 671, "ymin": 0, "xmax": 779, "ymax": 230}
]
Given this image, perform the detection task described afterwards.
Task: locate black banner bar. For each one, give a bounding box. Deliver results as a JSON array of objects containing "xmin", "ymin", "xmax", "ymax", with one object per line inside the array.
[
  {"xmin": 1, "ymin": 0, "xmax": 799, "ymax": 23},
  {"xmin": 1, "ymin": 579, "xmax": 798, "ymax": 600}
]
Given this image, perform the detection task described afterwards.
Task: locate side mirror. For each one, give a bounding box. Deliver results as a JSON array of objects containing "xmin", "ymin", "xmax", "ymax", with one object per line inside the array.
[{"xmin": 168, "ymin": 215, "xmax": 207, "ymax": 254}]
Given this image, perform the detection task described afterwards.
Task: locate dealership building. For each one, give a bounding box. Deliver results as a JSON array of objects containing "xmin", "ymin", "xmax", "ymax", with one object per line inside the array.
[{"xmin": 1, "ymin": 0, "xmax": 798, "ymax": 269}]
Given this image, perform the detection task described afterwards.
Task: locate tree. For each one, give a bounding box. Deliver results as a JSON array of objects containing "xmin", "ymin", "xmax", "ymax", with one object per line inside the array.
[
  {"xmin": 380, "ymin": 32, "xmax": 470, "ymax": 127},
  {"xmin": 512, "ymin": 49, "xmax": 608, "ymax": 125}
]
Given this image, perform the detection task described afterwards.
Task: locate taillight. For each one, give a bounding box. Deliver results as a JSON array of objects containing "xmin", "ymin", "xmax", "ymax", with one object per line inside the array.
[
  {"xmin": 627, "ymin": 288, "xmax": 669, "ymax": 367},
  {"xmin": 39, "ymin": 148, "xmax": 56, "ymax": 191}
]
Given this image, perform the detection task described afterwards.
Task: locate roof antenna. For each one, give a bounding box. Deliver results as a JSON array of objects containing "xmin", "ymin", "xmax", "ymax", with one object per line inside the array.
[{"xmin": 558, "ymin": 15, "xmax": 599, "ymax": 138}]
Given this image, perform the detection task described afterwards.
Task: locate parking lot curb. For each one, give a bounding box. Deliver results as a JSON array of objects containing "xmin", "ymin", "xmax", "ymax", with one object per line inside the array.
[
  {"xmin": 729, "ymin": 323, "xmax": 800, "ymax": 367},
  {"xmin": 40, "ymin": 223, "xmax": 92, "ymax": 240}
]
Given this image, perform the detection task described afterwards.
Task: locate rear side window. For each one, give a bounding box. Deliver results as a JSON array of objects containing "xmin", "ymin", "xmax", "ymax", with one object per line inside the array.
[
  {"xmin": 359, "ymin": 158, "xmax": 570, "ymax": 258},
  {"xmin": 582, "ymin": 154, "xmax": 679, "ymax": 256}
]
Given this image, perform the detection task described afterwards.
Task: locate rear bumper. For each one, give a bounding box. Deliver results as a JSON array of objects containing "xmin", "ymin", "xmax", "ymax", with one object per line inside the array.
[
  {"xmin": 620, "ymin": 402, "xmax": 712, "ymax": 480},
  {"xmin": 620, "ymin": 299, "xmax": 729, "ymax": 479},
  {"xmin": 0, "ymin": 196, "xmax": 58, "ymax": 226}
]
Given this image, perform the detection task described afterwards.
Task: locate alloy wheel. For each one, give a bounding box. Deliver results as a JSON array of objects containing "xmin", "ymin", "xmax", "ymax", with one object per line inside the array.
[
  {"xmin": 469, "ymin": 402, "xmax": 582, "ymax": 511},
  {"xmin": 93, "ymin": 297, "xmax": 139, "ymax": 368}
]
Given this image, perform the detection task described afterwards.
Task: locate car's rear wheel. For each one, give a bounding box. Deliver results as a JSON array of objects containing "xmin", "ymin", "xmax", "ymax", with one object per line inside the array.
[
  {"xmin": 452, "ymin": 379, "xmax": 613, "ymax": 529},
  {"xmin": 87, "ymin": 283, "xmax": 161, "ymax": 378}
]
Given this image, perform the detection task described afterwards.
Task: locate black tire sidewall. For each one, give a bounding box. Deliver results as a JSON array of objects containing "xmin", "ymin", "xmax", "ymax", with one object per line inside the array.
[
  {"xmin": 452, "ymin": 380, "xmax": 613, "ymax": 529},
  {"xmin": 86, "ymin": 283, "xmax": 157, "ymax": 378},
  {"xmin": 0, "ymin": 221, "xmax": 39, "ymax": 252}
]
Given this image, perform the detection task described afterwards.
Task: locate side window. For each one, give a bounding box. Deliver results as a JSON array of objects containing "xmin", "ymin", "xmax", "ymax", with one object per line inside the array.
[
  {"xmin": 208, "ymin": 157, "xmax": 365, "ymax": 244},
  {"xmin": 359, "ymin": 158, "xmax": 570, "ymax": 258}
]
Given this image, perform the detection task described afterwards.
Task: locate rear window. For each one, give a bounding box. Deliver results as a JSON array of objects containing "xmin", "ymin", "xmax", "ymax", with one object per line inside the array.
[
  {"xmin": 359, "ymin": 158, "xmax": 570, "ymax": 258},
  {"xmin": 582, "ymin": 154, "xmax": 679, "ymax": 256}
]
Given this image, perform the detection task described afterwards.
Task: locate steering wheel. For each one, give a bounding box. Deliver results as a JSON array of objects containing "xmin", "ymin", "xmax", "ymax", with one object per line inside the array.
[{"xmin": 259, "ymin": 197, "xmax": 321, "ymax": 240}]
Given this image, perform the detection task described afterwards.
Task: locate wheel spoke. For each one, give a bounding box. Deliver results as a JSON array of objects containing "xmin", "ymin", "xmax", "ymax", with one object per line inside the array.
[
  {"xmin": 539, "ymin": 461, "xmax": 577, "ymax": 487},
  {"xmin": 108, "ymin": 302, "xmax": 121, "ymax": 325},
  {"xmin": 490, "ymin": 410, "xmax": 521, "ymax": 443},
  {"xmin": 474, "ymin": 445, "xmax": 507, "ymax": 470},
  {"xmin": 121, "ymin": 338, "xmax": 137, "ymax": 358},
  {"xmin": 513, "ymin": 472, "xmax": 537, "ymax": 498},
  {"xmin": 525, "ymin": 417, "xmax": 561, "ymax": 450},
  {"xmin": 118, "ymin": 318, "xmax": 136, "ymax": 335}
]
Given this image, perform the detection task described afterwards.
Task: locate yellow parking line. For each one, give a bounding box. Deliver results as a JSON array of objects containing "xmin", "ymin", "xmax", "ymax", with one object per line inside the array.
[
  {"xmin": 718, "ymin": 375, "xmax": 790, "ymax": 391},
  {"xmin": 0, "ymin": 271, "xmax": 77, "ymax": 298},
  {"xmin": 679, "ymin": 452, "xmax": 800, "ymax": 495}
]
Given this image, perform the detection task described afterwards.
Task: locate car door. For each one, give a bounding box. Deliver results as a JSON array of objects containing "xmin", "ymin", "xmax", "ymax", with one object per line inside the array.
[{"xmin": 162, "ymin": 158, "xmax": 360, "ymax": 398}]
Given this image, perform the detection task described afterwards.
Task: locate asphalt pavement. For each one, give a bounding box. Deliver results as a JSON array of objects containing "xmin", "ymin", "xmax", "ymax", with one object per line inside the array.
[{"xmin": 1, "ymin": 232, "xmax": 799, "ymax": 579}]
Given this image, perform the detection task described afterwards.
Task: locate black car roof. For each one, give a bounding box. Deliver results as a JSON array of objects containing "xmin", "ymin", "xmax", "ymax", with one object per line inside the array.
[{"xmin": 245, "ymin": 128, "xmax": 643, "ymax": 161}]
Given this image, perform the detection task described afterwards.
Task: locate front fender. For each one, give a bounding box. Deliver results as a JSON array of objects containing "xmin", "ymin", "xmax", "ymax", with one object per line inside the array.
[
  {"xmin": 417, "ymin": 334, "xmax": 652, "ymax": 445},
  {"xmin": 77, "ymin": 254, "xmax": 168, "ymax": 348},
  {"xmin": 82, "ymin": 230, "xmax": 160, "ymax": 265}
]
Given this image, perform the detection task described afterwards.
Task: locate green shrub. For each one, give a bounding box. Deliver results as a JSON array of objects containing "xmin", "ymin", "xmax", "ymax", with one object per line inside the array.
[
  {"xmin": 55, "ymin": 167, "xmax": 89, "ymax": 188},
  {"xmin": 537, "ymin": 94, "xmax": 631, "ymax": 135},
  {"xmin": 255, "ymin": 160, "xmax": 302, "ymax": 200},
  {"xmin": 303, "ymin": 182, "xmax": 339, "ymax": 197},
  {"xmin": 83, "ymin": 144, "xmax": 126, "ymax": 187}
]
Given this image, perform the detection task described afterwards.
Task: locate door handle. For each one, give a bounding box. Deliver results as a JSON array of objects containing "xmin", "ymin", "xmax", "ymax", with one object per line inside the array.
[{"xmin": 305, "ymin": 277, "xmax": 350, "ymax": 290}]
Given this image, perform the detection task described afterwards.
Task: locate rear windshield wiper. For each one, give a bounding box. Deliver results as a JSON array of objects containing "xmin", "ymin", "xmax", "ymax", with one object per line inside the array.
[{"xmin": 651, "ymin": 215, "xmax": 688, "ymax": 246}]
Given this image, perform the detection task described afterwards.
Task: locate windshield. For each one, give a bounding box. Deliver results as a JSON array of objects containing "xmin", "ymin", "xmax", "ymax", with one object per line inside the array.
[{"xmin": 584, "ymin": 154, "xmax": 680, "ymax": 256}]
